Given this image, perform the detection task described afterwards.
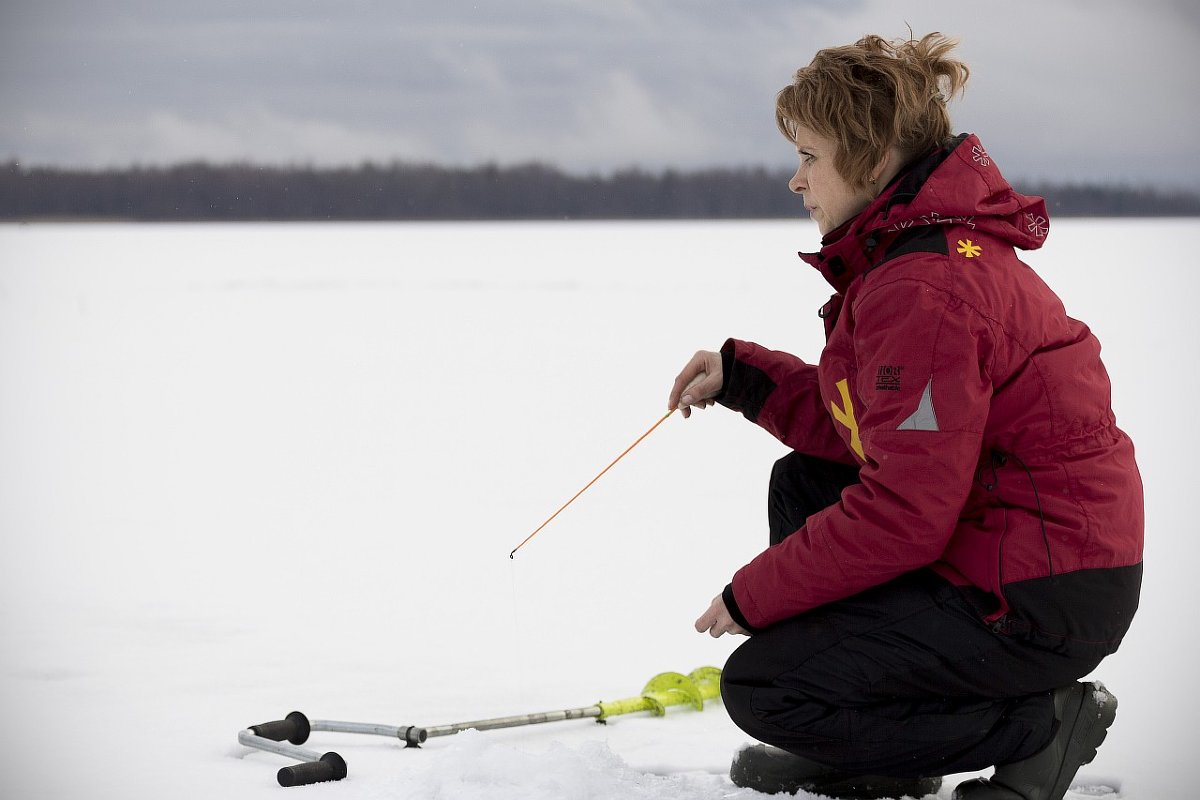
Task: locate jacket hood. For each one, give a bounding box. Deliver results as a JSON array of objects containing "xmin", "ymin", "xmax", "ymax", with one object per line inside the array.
[{"xmin": 803, "ymin": 134, "xmax": 1050, "ymax": 292}]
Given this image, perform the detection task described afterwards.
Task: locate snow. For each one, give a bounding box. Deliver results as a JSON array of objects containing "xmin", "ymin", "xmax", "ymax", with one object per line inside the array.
[{"xmin": 0, "ymin": 219, "xmax": 1196, "ymax": 799}]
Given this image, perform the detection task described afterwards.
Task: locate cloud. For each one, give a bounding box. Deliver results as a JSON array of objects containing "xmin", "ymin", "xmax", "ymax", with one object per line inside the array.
[
  {"xmin": 1, "ymin": 0, "xmax": 1197, "ymax": 187},
  {"xmin": 452, "ymin": 68, "xmax": 721, "ymax": 171}
]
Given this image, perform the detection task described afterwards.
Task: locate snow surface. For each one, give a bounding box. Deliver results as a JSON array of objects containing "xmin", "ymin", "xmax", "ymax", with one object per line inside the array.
[{"xmin": 0, "ymin": 219, "xmax": 1196, "ymax": 799}]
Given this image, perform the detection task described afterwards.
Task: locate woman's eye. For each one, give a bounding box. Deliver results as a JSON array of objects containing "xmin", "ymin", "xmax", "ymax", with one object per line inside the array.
[{"xmin": 798, "ymin": 151, "xmax": 815, "ymax": 164}]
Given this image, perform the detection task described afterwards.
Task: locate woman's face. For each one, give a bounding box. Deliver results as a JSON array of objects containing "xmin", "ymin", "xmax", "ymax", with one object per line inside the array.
[{"xmin": 787, "ymin": 123, "xmax": 875, "ymax": 235}]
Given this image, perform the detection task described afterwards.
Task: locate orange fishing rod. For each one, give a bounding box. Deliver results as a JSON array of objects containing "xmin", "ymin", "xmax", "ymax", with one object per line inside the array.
[{"xmin": 509, "ymin": 408, "xmax": 676, "ymax": 558}]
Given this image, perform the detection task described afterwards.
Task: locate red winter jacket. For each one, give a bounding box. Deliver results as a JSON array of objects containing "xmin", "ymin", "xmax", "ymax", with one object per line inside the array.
[{"xmin": 720, "ymin": 134, "xmax": 1142, "ymax": 656}]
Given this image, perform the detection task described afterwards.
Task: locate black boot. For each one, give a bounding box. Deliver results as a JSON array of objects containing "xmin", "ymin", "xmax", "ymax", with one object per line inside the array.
[
  {"xmin": 730, "ymin": 744, "xmax": 942, "ymax": 799},
  {"xmin": 953, "ymin": 682, "xmax": 1117, "ymax": 800}
]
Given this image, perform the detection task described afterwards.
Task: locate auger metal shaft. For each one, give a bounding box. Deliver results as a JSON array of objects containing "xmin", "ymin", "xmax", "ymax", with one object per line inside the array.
[{"xmin": 422, "ymin": 705, "xmax": 602, "ymax": 737}]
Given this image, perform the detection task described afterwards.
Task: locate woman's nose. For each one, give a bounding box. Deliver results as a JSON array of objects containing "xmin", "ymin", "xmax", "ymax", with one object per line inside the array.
[{"xmin": 788, "ymin": 166, "xmax": 806, "ymax": 194}]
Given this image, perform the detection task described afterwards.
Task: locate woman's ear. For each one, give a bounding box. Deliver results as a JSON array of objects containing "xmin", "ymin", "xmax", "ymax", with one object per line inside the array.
[{"xmin": 870, "ymin": 147, "xmax": 906, "ymax": 192}]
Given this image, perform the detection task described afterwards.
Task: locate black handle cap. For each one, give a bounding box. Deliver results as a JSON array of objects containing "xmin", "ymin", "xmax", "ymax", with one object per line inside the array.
[
  {"xmin": 250, "ymin": 711, "xmax": 311, "ymax": 745},
  {"xmin": 277, "ymin": 752, "xmax": 347, "ymax": 787}
]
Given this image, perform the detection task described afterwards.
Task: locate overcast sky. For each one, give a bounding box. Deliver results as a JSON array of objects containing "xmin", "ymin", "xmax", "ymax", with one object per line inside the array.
[{"xmin": 2, "ymin": 0, "xmax": 1198, "ymax": 188}]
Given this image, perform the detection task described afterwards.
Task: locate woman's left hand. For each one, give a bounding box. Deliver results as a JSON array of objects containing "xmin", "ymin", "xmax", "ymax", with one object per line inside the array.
[{"xmin": 694, "ymin": 594, "xmax": 748, "ymax": 638}]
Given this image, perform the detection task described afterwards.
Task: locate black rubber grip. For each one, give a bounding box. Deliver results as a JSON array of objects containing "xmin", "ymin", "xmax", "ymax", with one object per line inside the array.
[
  {"xmin": 250, "ymin": 711, "xmax": 311, "ymax": 745},
  {"xmin": 277, "ymin": 753, "xmax": 347, "ymax": 787}
]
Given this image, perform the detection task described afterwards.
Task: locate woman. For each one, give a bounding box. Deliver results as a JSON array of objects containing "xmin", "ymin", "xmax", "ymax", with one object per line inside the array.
[{"xmin": 669, "ymin": 33, "xmax": 1142, "ymax": 800}]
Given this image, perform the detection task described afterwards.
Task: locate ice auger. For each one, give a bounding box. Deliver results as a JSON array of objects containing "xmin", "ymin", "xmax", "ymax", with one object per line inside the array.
[{"xmin": 238, "ymin": 665, "xmax": 722, "ymax": 787}]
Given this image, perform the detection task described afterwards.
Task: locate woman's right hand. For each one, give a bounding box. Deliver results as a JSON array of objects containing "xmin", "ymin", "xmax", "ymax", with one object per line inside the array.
[{"xmin": 668, "ymin": 350, "xmax": 724, "ymax": 418}]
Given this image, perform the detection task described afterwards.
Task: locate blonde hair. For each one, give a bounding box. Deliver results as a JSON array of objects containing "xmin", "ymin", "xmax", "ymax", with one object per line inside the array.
[{"xmin": 776, "ymin": 33, "xmax": 969, "ymax": 189}]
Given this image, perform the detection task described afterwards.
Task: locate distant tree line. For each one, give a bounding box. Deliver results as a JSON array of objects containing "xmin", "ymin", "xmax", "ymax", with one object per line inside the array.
[{"xmin": 2, "ymin": 160, "xmax": 1198, "ymax": 221}]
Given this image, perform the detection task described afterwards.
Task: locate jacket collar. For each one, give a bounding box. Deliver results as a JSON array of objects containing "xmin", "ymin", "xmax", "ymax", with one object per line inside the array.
[{"xmin": 800, "ymin": 134, "xmax": 1050, "ymax": 293}]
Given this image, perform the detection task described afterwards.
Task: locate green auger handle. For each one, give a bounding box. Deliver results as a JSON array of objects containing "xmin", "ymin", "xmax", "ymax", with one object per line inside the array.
[{"xmin": 596, "ymin": 666, "xmax": 722, "ymax": 720}]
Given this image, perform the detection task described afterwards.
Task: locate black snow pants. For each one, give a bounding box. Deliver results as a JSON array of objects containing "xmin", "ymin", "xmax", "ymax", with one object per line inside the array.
[{"xmin": 720, "ymin": 452, "xmax": 1107, "ymax": 778}]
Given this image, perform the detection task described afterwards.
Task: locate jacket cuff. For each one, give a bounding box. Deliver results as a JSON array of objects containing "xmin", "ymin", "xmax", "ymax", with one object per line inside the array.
[
  {"xmin": 717, "ymin": 338, "xmax": 775, "ymax": 424},
  {"xmin": 718, "ymin": 342, "xmax": 734, "ymax": 401},
  {"xmin": 723, "ymin": 583, "xmax": 760, "ymax": 633}
]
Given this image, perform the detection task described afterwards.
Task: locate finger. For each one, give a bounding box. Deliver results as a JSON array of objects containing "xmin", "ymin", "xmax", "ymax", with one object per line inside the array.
[
  {"xmin": 679, "ymin": 360, "xmax": 723, "ymax": 410},
  {"xmin": 679, "ymin": 377, "xmax": 715, "ymax": 407},
  {"xmin": 694, "ymin": 601, "xmax": 719, "ymax": 633},
  {"xmin": 669, "ymin": 352, "xmax": 709, "ymax": 410},
  {"xmin": 672, "ymin": 352, "xmax": 715, "ymax": 410}
]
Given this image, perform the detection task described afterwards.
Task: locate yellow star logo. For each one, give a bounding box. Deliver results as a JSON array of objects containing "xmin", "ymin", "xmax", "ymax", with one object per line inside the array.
[{"xmin": 956, "ymin": 239, "xmax": 982, "ymax": 258}]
